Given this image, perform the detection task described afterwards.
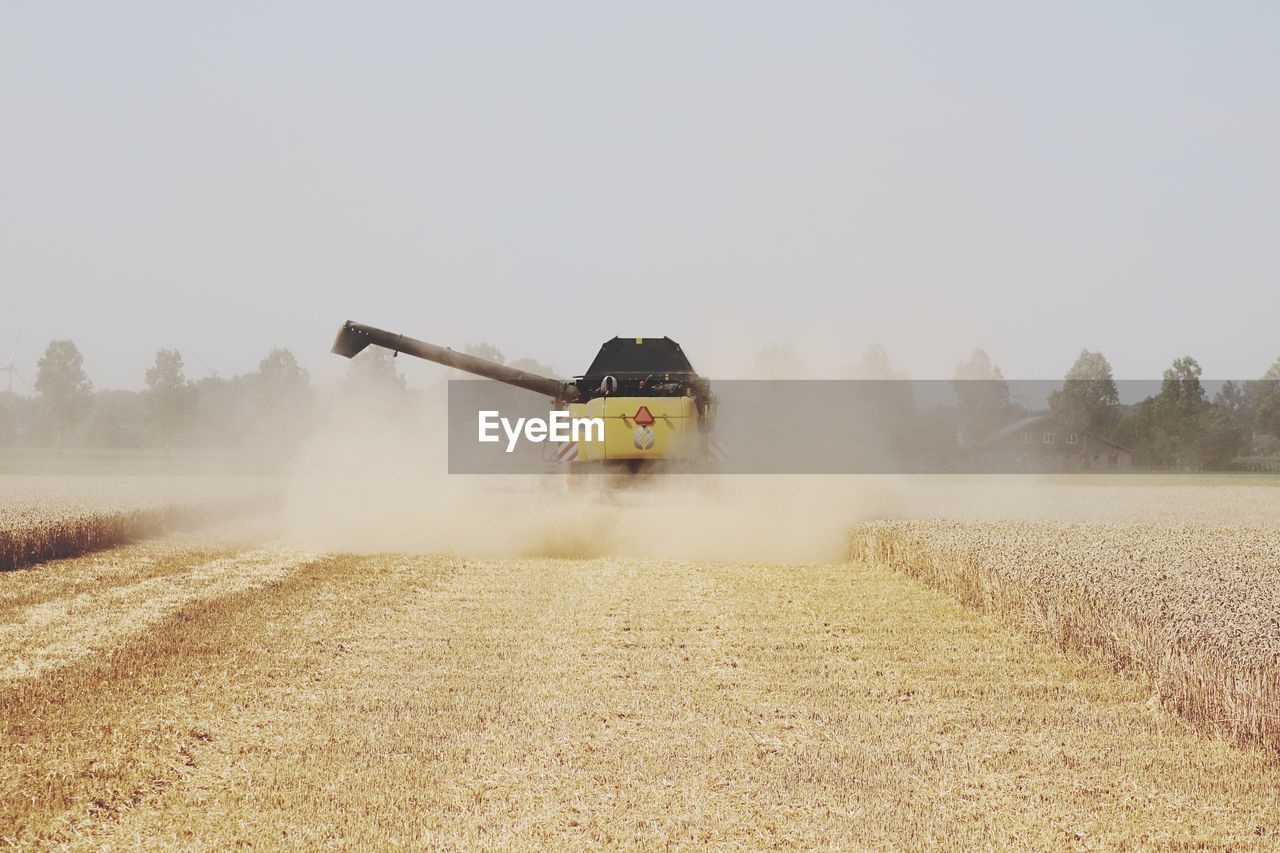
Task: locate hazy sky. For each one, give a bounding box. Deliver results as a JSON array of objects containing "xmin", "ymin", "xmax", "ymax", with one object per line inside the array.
[{"xmin": 2, "ymin": 2, "xmax": 1277, "ymax": 389}]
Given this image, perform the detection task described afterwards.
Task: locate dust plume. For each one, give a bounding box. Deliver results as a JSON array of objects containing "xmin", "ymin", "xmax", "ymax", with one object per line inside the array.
[
  {"xmin": 276, "ymin": 384, "xmax": 896, "ymax": 563},
  {"xmin": 277, "ymin": 372, "xmax": 1280, "ymax": 561}
]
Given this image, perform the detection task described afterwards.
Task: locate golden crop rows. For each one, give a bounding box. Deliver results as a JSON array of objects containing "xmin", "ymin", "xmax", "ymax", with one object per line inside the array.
[
  {"xmin": 0, "ymin": 476, "xmax": 275, "ymax": 571},
  {"xmin": 851, "ymin": 520, "xmax": 1280, "ymax": 750},
  {"xmin": 0, "ymin": 505, "xmax": 189, "ymax": 571}
]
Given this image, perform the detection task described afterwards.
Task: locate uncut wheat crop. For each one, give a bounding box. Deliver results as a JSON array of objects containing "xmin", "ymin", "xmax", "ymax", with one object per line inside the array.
[
  {"xmin": 0, "ymin": 476, "xmax": 272, "ymax": 571},
  {"xmin": 852, "ymin": 520, "xmax": 1280, "ymax": 749}
]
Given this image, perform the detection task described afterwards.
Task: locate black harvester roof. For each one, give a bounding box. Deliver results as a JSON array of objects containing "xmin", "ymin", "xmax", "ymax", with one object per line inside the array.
[
  {"xmin": 576, "ymin": 337, "xmax": 709, "ymax": 404},
  {"xmin": 582, "ymin": 337, "xmax": 696, "ymax": 378}
]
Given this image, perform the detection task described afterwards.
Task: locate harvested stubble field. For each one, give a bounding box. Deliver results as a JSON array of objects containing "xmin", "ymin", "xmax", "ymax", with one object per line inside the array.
[
  {"xmin": 0, "ymin": 476, "xmax": 274, "ymax": 571},
  {"xmin": 3, "ymin": 510, "xmax": 1280, "ymax": 847},
  {"xmin": 852, "ymin": 520, "xmax": 1280, "ymax": 752}
]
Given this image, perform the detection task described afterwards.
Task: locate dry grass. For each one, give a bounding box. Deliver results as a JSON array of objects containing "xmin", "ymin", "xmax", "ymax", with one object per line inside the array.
[
  {"xmin": 3, "ymin": 551, "xmax": 1280, "ymax": 847},
  {"xmin": 852, "ymin": 520, "xmax": 1280, "ymax": 752},
  {"xmin": 0, "ymin": 476, "xmax": 274, "ymax": 570}
]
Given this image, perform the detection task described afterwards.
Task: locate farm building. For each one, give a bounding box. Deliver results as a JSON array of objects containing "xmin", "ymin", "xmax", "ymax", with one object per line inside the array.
[{"xmin": 970, "ymin": 413, "xmax": 1131, "ymax": 472}]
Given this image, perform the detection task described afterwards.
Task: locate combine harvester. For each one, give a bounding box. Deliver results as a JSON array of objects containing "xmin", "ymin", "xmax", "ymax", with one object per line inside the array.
[{"xmin": 331, "ymin": 321, "xmax": 720, "ymax": 477}]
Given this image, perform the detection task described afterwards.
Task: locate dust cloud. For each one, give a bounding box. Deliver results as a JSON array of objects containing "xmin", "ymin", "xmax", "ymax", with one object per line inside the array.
[
  {"xmin": 276, "ymin": 385, "xmax": 902, "ymax": 563},
  {"xmin": 276, "ymin": 375, "xmax": 1280, "ymax": 563}
]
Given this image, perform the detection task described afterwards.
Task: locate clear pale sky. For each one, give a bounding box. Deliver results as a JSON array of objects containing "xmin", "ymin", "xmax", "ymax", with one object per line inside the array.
[{"xmin": 2, "ymin": 2, "xmax": 1277, "ymax": 389}]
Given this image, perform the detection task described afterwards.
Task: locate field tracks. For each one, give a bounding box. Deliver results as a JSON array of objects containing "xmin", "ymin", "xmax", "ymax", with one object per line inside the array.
[
  {"xmin": 852, "ymin": 521, "xmax": 1280, "ymax": 752},
  {"xmin": 0, "ymin": 547, "xmax": 320, "ymax": 680}
]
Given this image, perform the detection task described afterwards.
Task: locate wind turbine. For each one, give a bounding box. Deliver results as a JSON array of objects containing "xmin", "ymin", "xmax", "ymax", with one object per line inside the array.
[
  {"xmin": 193, "ymin": 352, "xmax": 229, "ymax": 380},
  {"xmin": 2, "ymin": 333, "xmax": 31, "ymax": 394}
]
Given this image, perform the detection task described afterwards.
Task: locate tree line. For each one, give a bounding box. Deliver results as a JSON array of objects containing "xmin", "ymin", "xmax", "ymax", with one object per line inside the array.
[
  {"xmin": 0, "ymin": 338, "xmax": 560, "ymax": 454},
  {"xmin": 0, "ymin": 339, "xmax": 402, "ymax": 452},
  {"xmin": 4, "ymin": 337, "xmax": 1278, "ymax": 471},
  {"xmin": 755, "ymin": 344, "xmax": 1280, "ymax": 471},
  {"xmin": 957, "ymin": 349, "xmax": 1280, "ymax": 470}
]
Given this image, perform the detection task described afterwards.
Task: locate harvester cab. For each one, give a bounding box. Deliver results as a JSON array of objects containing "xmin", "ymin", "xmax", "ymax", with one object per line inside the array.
[{"xmin": 331, "ymin": 321, "xmax": 716, "ymax": 470}]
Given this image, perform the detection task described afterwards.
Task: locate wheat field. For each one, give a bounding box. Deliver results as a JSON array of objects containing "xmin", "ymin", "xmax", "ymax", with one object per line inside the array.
[
  {"xmin": 852, "ymin": 520, "xmax": 1280, "ymax": 751},
  {"xmin": 3, "ymin": 529, "xmax": 1280, "ymax": 847},
  {"xmin": 0, "ymin": 476, "xmax": 273, "ymax": 571}
]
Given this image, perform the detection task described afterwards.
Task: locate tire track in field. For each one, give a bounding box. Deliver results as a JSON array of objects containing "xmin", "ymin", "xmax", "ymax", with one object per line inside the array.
[
  {"xmin": 0, "ymin": 553, "xmax": 460, "ymax": 847},
  {"xmin": 7, "ymin": 556, "xmax": 1280, "ymax": 848},
  {"xmin": 0, "ymin": 539, "xmax": 242, "ymax": 622},
  {"xmin": 0, "ymin": 548, "xmax": 321, "ymax": 680}
]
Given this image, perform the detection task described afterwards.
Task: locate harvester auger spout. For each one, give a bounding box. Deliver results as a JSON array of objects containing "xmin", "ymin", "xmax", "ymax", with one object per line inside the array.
[
  {"xmin": 331, "ymin": 321, "xmax": 577, "ymax": 402},
  {"xmin": 331, "ymin": 320, "xmax": 717, "ymax": 471}
]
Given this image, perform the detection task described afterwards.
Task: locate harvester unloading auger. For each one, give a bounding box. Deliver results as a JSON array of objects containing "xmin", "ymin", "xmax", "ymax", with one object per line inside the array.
[{"xmin": 331, "ymin": 321, "xmax": 718, "ymax": 471}]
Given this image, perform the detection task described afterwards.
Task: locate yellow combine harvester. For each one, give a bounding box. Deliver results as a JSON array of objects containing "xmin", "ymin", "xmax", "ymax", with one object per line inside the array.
[{"xmin": 331, "ymin": 321, "xmax": 717, "ymax": 472}]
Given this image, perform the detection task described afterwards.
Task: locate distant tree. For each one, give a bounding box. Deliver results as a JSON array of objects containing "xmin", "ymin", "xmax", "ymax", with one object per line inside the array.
[
  {"xmin": 754, "ymin": 343, "xmax": 807, "ymax": 379},
  {"xmin": 0, "ymin": 392, "xmax": 34, "ymax": 447},
  {"xmin": 464, "ymin": 343, "xmax": 506, "ymax": 365},
  {"xmin": 34, "ymin": 340, "xmax": 93, "ymax": 448},
  {"xmin": 347, "ymin": 346, "xmax": 405, "ymax": 392},
  {"xmin": 952, "ymin": 349, "xmax": 1015, "ymax": 443},
  {"xmin": 1213, "ymin": 380, "xmax": 1254, "ymax": 436},
  {"xmin": 1118, "ymin": 356, "xmax": 1244, "ymax": 469},
  {"xmin": 1159, "ymin": 356, "xmax": 1205, "ymax": 409},
  {"xmin": 1214, "ymin": 380, "xmax": 1246, "ymax": 417},
  {"xmin": 1148, "ymin": 356, "xmax": 1207, "ymax": 468},
  {"xmin": 192, "ymin": 373, "xmax": 258, "ymax": 449},
  {"xmin": 80, "ymin": 390, "xmax": 147, "ymax": 448},
  {"xmin": 0, "ymin": 393, "xmax": 16, "ymax": 445},
  {"xmin": 1254, "ymin": 357, "xmax": 1280, "ymax": 439},
  {"xmin": 250, "ymin": 348, "xmax": 311, "ymax": 448},
  {"xmin": 953, "ymin": 349, "xmax": 1007, "ymax": 384},
  {"xmin": 1048, "ymin": 349, "xmax": 1119, "ymax": 436},
  {"xmin": 144, "ymin": 349, "xmax": 196, "ymax": 449},
  {"xmin": 848, "ymin": 344, "xmax": 905, "ymax": 380},
  {"xmin": 1196, "ymin": 404, "xmax": 1246, "ymax": 468},
  {"xmin": 1111, "ymin": 400, "xmax": 1156, "ymax": 462},
  {"xmin": 844, "ymin": 345, "xmax": 916, "ymax": 460},
  {"xmin": 257, "ymin": 348, "xmax": 310, "ymax": 404}
]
